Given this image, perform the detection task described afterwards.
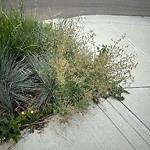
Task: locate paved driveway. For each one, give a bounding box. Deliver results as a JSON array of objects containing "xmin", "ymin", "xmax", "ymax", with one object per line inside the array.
[{"xmin": 5, "ymin": 0, "xmax": 150, "ymax": 18}]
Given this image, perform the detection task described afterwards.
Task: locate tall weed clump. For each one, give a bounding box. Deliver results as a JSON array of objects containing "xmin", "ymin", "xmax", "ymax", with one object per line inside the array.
[{"xmin": 28, "ymin": 18, "xmax": 137, "ymax": 116}]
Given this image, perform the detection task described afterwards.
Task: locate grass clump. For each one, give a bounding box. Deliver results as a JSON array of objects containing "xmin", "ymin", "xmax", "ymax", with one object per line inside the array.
[
  {"xmin": 0, "ymin": 52, "xmax": 35, "ymax": 113},
  {"xmin": 0, "ymin": 5, "xmax": 43, "ymax": 55},
  {"xmin": 0, "ymin": 2, "xmax": 137, "ymax": 144}
]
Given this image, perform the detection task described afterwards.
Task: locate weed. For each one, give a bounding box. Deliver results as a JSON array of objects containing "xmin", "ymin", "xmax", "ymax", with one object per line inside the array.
[{"xmin": 0, "ymin": 114, "xmax": 24, "ymax": 143}]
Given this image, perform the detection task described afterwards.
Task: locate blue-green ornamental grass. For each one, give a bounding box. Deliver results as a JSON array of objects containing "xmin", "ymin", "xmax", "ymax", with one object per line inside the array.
[{"xmin": 0, "ymin": 1, "xmax": 137, "ymax": 144}]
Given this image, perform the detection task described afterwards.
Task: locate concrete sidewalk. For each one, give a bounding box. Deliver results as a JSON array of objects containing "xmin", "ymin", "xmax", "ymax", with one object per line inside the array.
[{"xmin": 1, "ymin": 15, "xmax": 150, "ymax": 150}]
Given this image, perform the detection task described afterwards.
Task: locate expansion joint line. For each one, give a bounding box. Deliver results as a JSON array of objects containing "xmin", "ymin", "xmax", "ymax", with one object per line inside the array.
[
  {"xmin": 107, "ymin": 100, "xmax": 150, "ymax": 147},
  {"xmin": 124, "ymin": 86, "xmax": 150, "ymax": 89},
  {"xmin": 97, "ymin": 104, "xmax": 137, "ymax": 150},
  {"xmin": 120, "ymin": 101, "xmax": 150, "ymax": 132}
]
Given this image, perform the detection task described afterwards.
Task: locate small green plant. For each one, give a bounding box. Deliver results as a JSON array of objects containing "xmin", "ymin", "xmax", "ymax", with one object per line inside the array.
[
  {"xmin": 0, "ymin": 109, "xmax": 47, "ymax": 143},
  {"xmin": 0, "ymin": 114, "xmax": 25, "ymax": 143}
]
